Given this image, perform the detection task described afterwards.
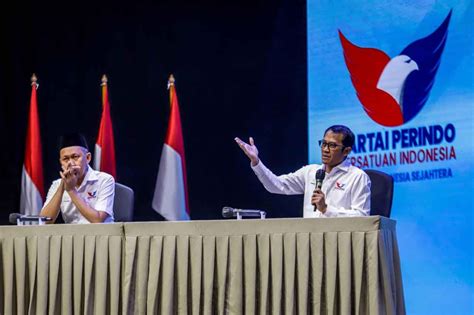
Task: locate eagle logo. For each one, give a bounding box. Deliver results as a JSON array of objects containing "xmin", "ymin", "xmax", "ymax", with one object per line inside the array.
[{"xmin": 339, "ymin": 10, "xmax": 451, "ymax": 126}]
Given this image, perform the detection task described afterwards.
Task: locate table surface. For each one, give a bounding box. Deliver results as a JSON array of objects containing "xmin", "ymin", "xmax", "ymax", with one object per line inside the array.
[{"xmin": 0, "ymin": 216, "xmax": 405, "ymax": 315}]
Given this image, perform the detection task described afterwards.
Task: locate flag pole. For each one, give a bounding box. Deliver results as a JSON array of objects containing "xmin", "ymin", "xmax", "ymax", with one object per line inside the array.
[
  {"xmin": 94, "ymin": 74, "xmax": 117, "ymax": 178},
  {"xmin": 20, "ymin": 73, "xmax": 44, "ymax": 215},
  {"xmin": 152, "ymin": 74, "xmax": 190, "ymax": 220},
  {"xmin": 168, "ymin": 74, "xmax": 175, "ymax": 89}
]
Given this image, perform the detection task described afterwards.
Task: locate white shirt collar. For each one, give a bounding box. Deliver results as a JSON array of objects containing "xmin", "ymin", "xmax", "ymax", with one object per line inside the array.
[
  {"xmin": 78, "ymin": 165, "xmax": 98, "ymax": 190},
  {"xmin": 326, "ymin": 158, "xmax": 351, "ymax": 175}
]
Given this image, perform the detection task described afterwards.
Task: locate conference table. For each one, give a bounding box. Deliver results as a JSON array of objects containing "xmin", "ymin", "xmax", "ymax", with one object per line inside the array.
[{"xmin": 0, "ymin": 216, "xmax": 405, "ymax": 315}]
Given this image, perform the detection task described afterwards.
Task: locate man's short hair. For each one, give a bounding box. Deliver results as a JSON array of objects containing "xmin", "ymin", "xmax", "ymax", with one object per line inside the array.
[
  {"xmin": 58, "ymin": 133, "xmax": 89, "ymax": 151},
  {"xmin": 324, "ymin": 125, "xmax": 355, "ymax": 148}
]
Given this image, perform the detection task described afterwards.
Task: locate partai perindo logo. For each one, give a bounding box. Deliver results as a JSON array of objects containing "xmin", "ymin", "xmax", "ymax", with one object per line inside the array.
[{"xmin": 339, "ymin": 10, "xmax": 451, "ymax": 127}]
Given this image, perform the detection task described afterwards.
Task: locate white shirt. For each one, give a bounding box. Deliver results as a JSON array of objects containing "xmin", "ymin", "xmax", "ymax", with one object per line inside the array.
[
  {"xmin": 251, "ymin": 159, "xmax": 371, "ymax": 218},
  {"xmin": 43, "ymin": 166, "xmax": 115, "ymax": 223}
]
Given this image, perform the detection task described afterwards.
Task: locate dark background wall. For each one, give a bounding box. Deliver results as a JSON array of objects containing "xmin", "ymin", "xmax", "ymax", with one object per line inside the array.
[{"xmin": 0, "ymin": 0, "xmax": 307, "ymax": 224}]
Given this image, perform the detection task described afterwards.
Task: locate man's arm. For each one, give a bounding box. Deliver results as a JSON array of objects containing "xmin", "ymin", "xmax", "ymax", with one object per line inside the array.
[
  {"xmin": 67, "ymin": 190, "xmax": 110, "ymax": 223},
  {"xmin": 252, "ymin": 162, "xmax": 307, "ymax": 195},
  {"xmin": 64, "ymin": 167, "xmax": 114, "ymax": 223},
  {"xmin": 40, "ymin": 179, "xmax": 65, "ymax": 224},
  {"xmin": 235, "ymin": 136, "xmax": 306, "ymax": 195}
]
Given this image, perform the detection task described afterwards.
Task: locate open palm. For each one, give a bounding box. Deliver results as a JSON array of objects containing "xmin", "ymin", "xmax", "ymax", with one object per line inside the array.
[{"xmin": 235, "ymin": 137, "xmax": 260, "ymax": 166}]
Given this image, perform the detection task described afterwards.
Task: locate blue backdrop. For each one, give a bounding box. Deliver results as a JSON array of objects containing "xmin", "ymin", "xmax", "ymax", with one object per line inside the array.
[{"xmin": 308, "ymin": 1, "xmax": 473, "ymax": 314}]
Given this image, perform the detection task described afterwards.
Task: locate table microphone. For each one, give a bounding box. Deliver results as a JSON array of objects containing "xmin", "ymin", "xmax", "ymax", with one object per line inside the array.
[
  {"xmin": 9, "ymin": 213, "xmax": 52, "ymax": 225},
  {"xmin": 313, "ymin": 169, "xmax": 326, "ymax": 211},
  {"xmin": 222, "ymin": 207, "xmax": 266, "ymax": 219}
]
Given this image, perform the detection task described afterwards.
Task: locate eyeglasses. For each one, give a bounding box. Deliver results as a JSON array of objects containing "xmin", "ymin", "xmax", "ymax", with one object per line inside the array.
[{"xmin": 318, "ymin": 140, "xmax": 345, "ymax": 150}]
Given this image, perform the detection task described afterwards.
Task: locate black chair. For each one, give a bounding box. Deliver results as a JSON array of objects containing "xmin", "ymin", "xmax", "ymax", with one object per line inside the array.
[
  {"xmin": 365, "ymin": 169, "xmax": 394, "ymax": 218},
  {"xmin": 113, "ymin": 183, "xmax": 134, "ymax": 222}
]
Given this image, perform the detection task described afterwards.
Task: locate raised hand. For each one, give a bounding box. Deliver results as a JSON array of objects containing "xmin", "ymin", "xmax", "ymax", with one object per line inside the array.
[
  {"xmin": 235, "ymin": 136, "xmax": 260, "ymax": 166},
  {"xmin": 60, "ymin": 165, "xmax": 81, "ymax": 191}
]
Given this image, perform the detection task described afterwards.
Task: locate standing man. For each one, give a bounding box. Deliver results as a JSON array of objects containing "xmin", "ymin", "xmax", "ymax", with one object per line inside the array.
[
  {"xmin": 235, "ymin": 125, "xmax": 370, "ymax": 217},
  {"xmin": 40, "ymin": 133, "xmax": 115, "ymax": 223}
]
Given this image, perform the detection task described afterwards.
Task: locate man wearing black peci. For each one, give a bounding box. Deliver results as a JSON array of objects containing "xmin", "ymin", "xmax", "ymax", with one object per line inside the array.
[
  {"xmin": 235, "ymin": 125, "xmax": 370, "ymax": 217},
  {"xmin": 40, "ymin": 133, "xmax": 115, "ymax": 223}
]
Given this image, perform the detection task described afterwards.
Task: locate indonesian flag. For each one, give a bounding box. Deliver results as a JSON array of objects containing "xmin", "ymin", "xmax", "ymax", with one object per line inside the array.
[
  {"xmin": 94, "ymin": 74, "xmax": 116, "ymax": 178},
  {"xmin": 20, "ymin": 74, "xmax": 44, "ymax": 215},
  {"xmin": 152, "ymin": 75, "xmax": 190, "ymax": 220}
]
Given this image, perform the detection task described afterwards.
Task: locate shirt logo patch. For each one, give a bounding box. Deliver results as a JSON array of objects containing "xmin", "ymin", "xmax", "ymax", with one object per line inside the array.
[
  {"xmin": 87, "ymin": 191, "xmax": 97, "ymax": 199},
  {"xmin": 335, "ymin": 182, "xmax": 345, "ymax": 190}
]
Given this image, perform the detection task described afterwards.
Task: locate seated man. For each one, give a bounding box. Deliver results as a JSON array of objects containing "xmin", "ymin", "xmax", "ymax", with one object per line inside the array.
[
  {"xmin": 40, "ymin": 133, "xmax": 115, "ymax": 223},
  {"xmin": 235, "ymin": 125, "xmax": 370, "ymax": 217}
]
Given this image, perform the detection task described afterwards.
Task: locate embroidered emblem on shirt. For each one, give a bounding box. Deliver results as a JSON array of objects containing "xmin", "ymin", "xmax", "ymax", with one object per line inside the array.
[
  {"xmin": 87, "ymin": 191, "xmax": 97, "ymax": 199},
  {"xmin": 335, "ymin": 182, "xmax": 345, "ymax": 190}
]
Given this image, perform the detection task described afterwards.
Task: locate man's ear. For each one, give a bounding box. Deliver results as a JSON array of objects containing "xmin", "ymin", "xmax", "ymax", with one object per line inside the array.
[
  {"xmin": 86, "ymin": 152, "xmax": 92, "ymax": 163},
  {"xmin": 343, "ymin": 146, "xmax": 352, "ymax": 157}
]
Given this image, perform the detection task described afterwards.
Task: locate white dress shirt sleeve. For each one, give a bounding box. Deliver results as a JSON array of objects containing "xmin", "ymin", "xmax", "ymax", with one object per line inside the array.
[
  {"xmin": 94, "ymin": 175, "xmax": 115, "ymax": 217},
  {"xmin": 251, "ymin": 161, "xmax": 308, "ymax": 195},
  {"xmin": 324, "ymin": 172, "xmax": 371, "ymax": 217},
  {"xmin": 42, "ymin": 179, "xmax": 61, "ymax": 210}
]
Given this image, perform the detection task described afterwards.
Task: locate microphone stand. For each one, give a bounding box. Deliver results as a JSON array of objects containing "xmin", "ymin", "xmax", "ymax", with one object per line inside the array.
[
  {"xmin": 17, "ymin": 216, "xmax": 49, "ymax": 225},
  {"xmin": 236, "ymin": 210, "xmax": 266, "ymax": 220}
]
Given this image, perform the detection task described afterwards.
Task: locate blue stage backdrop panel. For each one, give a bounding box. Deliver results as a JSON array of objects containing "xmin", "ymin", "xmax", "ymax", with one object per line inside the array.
[{"xmin": 307, "ymin": 1, "xmax": 473, "ymax": 314}]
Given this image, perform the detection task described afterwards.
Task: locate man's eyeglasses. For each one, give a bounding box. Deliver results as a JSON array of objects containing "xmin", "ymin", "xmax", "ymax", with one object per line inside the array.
[{"xmin": 318, "ymin": 140, "xmax": 345, "ymax": 150}]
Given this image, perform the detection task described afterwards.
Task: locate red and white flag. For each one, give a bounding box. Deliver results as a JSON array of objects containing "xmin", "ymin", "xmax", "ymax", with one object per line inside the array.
[
  {"xmin": 152, "ymin": 75, "xmax": 190, "ymax": 220},
  {"xmin": 20, "ymin": 74, "xmax": 45, "ymax": 215},
  {"xmin": 94, "ymin": 74, "xmax": 116, "ymax": 178}
]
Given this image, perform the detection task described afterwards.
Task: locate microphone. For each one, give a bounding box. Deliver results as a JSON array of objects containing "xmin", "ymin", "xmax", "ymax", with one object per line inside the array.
[
  {"xmin": 222, "ymin": 207, "xmax": 266, "ymax": 219},
  {"xmin": 9, "ymin": 213, "xmax": 52, "ymax": 225},
  {"xmin": 315, "ymin": 169, "xmax": 325, "ymax": 190},
  {"xmin": 313, "ymin": 169, "xmax": 326, "ymax": 212}
]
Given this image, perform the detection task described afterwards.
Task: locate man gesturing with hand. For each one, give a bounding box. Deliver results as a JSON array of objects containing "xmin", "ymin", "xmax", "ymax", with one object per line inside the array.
[
  {"xmin": 40, "ymin": 133, "xmax": 115, "ymax": 224},
  {"xmin": 235, "ymin": 125, "xmax": 371, "ymax": 218}
]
